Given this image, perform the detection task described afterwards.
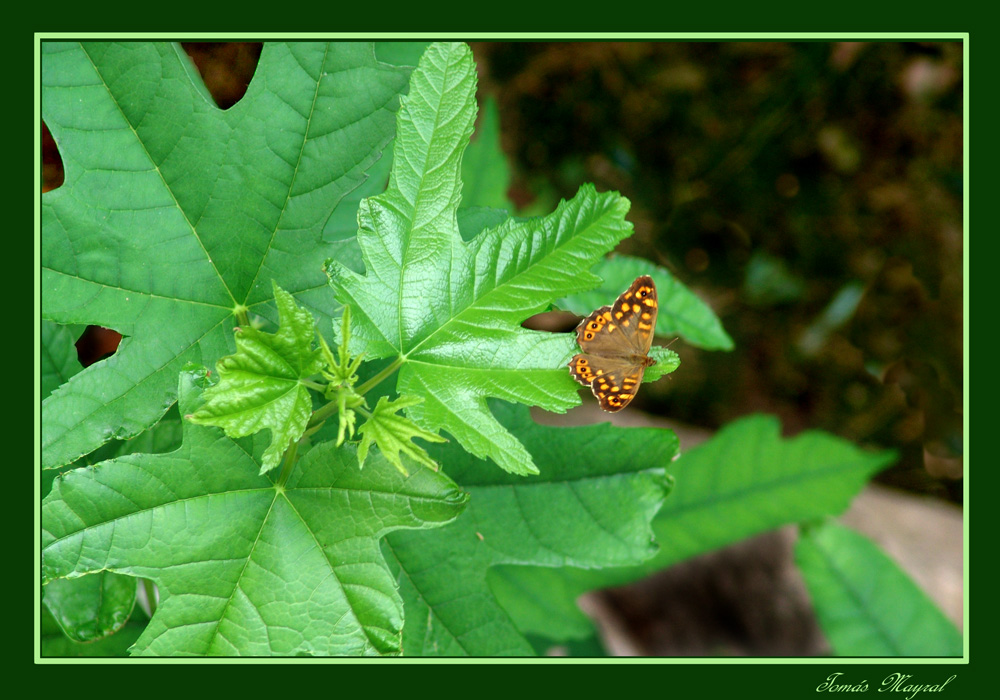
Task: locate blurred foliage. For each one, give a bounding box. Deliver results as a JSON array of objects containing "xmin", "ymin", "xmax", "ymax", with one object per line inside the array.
[
  {"xmin": 41, "ymin": 41, "xmax": 962, "ymax": 504},
  {"xmin": 472, "ymin": 41, "xmax": 963, "ymax": 504}
]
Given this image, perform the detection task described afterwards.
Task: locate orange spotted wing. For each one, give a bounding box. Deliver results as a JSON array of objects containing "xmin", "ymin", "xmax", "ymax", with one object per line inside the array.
[{"xmin": 568, "ymin": 275, "xmax": 658, "ymax": 412}]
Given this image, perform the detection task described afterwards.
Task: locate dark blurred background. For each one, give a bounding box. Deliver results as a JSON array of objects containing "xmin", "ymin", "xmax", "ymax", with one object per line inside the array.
[
  {"xmin": 42, "ymin": 41, "xmax": 964, "ymax": 508},
  {"xmin": 471, "ymin": 41, "xmax": 963, "ymax": 507}
]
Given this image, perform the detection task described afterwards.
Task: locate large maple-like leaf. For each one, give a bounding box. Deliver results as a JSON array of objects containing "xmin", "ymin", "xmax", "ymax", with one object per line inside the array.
[
  {"xmin": 42, "ymin": 368, "xmax": 468, "ymax": 656},
  {"xmin": 382, "ymin": 401, "xmax": 677, "ymax": 656},
  {"xmin": 41, "ymin": 41, "xmax": 409, "ymax": 468},
  {"xmin": 327, "ymin": 42, "xmax": 635, "ymax": 476}
]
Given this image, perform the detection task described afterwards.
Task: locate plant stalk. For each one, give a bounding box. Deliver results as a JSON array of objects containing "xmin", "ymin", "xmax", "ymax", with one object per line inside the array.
[
  {"xmin": 309, "ymin": 397, "xmax": 341, "ymax": 429},
  {"xmin": 355, "ymin": 356, "xmax": 405, "ymax": 396}
]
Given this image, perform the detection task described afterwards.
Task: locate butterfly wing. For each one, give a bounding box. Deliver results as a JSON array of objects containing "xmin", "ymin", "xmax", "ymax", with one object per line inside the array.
[
  {"xmin": 617, "ymin": 275, "xmax": 658, "ymax": 356},
  {"xmin": 575, "ymin": 304, "xmax": 630, "ymax": 353},
  {"xmin": 574, "ymin": 276, "xmax": 657, "ymax": 353},
  {"xmin": 569, "ymin": 353, "xmax": 646, "ymax": 412},
  {"xmin": 569, "ymin": 275, "xmax": 659, "ymax": 413}
]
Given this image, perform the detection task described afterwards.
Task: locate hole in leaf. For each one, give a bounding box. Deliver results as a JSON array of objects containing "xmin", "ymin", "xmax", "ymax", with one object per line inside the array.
[
  {"xmin": 180, "ymin": 42, "xmax": 263, "ymax": 110},
  {"xmin": 522, "ymin": 310, "xmax": 579, "ymax": 332},
  {"xmin": 41, "ymin": 121, "xmax": 63, "ymax": 192},
  {"xmin": 75, "ymin": 326, "xmax": 122, "ymax": 367}
]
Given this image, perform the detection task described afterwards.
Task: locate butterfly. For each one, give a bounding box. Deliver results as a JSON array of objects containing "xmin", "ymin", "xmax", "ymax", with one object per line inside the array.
[{"xmin": 568, "ymin": 275, "xmax": 658, "ymax": 412}]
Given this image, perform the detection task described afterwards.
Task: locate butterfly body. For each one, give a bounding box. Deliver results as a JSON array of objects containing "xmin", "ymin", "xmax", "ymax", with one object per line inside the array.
[{"xmin": 568, "ymin": 275, "xmax": 658, "ymax": 412}]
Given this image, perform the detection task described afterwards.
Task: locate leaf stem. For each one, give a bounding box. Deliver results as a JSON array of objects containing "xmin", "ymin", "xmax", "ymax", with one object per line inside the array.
[
  {"xmin": 301, "ymin": 379, "xmax": 326, "ymax": 392},
  {"xmin": 300, "ymin": 420, "xmax": 326, "ymax": 441},
  {"xmin": 309, "ymin": 398, "xmax": 341, "ymax": 429},
  {"xmin": 355, "ymin": 356, "xmax": 405, "ymax": 396}
]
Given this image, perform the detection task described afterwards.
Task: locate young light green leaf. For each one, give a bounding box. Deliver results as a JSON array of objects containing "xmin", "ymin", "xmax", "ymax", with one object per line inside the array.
[
  {"xmin": 42, "ymin": 41, "xmax": 408, "ymax": 468},
  {"xmin": 558, "ymin": 255, "xmax": 734, "ymax": 351},
  {"xmin": 43, "ymin": 368, "xmax": 468, "ymax": 657},
  {"xmin": 644, "ymin": 346, "xmax": 681, "ymax": 383},
  {"xmin": 321, "ymin": 304, "xmax": 364, "ymax": 387},
  {"xmin": 335, "ymin": 392, "xmax": 359, "ymax": 446},
  {"xmin": 356, "ymin": 395, "xmax": 446, "ymax": 474},
  {"xmin": 383, "ymin": 401, "xmax": 676, "ymax": 656},
  {"xmin": 490, "ymin": 415, "xmax": 895, "ymax": 645},
  {"xmin": 188, "ymin": 283, "xmax": 324, "ymax": 473},
  {"xmin": 327, "ymin": 42, "xmax": 636, "ymax": 476},
  {"xmin": 318, "ymin": 306, "xmax": 366, "ymax": 446},
  {"xmin": 796, "ymin": 521, "xmax": 962, "ymax": 657}
]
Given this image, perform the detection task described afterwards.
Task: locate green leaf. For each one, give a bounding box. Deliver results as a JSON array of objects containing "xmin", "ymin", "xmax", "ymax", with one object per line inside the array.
[
  {"xmin": 357, "ymin": 395, "xmax": 447, "ymax": 474},
  {"xmin": 374, "ymin": 41, "xmax": 432, "ymax": 68},
  {"xmin": 42, "ymin": 406, "xmax": 186, "ymax": 500},
  {"xmin": 327, "ymin": 42, "xmax": 635, "ymax": 475},
  {"xmin": 42, "ymin": 41, "xmax": 408, "ymax": 468},
  {"xmin": 42, "ymin": 368, "xmax": 468, "ymax": 656},
  {"xmin": 644, "ymin": 346, "xmax": 681, "ymax": 382},
  {"xmin": 461, "ymin": 97, "xmax": 512, "ymax": 210},
  {"xmin": 457, "ymin": 206, "xmax": 512, "ymax": 241},
  {"xmin": 647, "ymin": 415, "xmax": 892, "ymax": 569},
  {"xmin": 188, "ymin": 283, "xmax": 323, "ymax": 473},
  {"xmin": 41, "ymin": 408, "xmax": 181, "ymax": 651},
  {"xmin": 795, "ymin": 521, "xmax": 963, "ymax": 657},
  {"xmin": 492, "ymin": 415, "xmax": 895, "ymax": 643},
  {"xmin": 43, "ymin": 573, "xmax": 136, "ymax": 643},
  {"xmin": 41, "ymin": 321, "xmax": 84, "ymax": 399},
  {"xmin": 558, "ymin": 255, "xmax": 734, "ymax": 351},
  {"xmin": 383, "ymin": 402, "xmax": 676, "ymax": 656},
  {"xmin": 485, "ymin": 566, "xmax": 596, "ymax": 643},
  {"xmin": 42, "ymin": 605, "xmax": 148, "ymax": 657}
]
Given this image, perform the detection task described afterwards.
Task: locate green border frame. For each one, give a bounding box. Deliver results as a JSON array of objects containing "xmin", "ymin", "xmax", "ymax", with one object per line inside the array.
[{"xmin": 34, "ymin": 34, "xmax": 969, "ymax": 673}]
